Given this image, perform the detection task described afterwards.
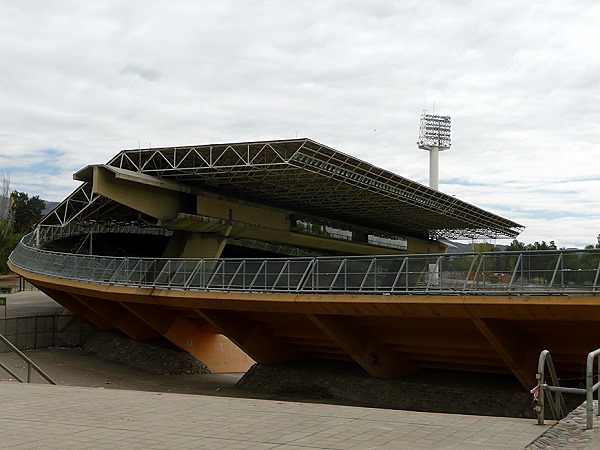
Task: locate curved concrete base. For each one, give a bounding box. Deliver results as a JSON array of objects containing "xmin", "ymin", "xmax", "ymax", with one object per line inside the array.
[{"xmin": 11, "ymin": 262, "xmax": 600, "ymax": 389}]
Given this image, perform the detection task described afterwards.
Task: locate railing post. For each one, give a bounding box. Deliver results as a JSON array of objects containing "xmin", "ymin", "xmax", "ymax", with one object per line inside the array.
[
  {"xmin": 537, "ymin": 352, "xmax": 546, "ymax": 425},
  {"xmin": 594, "ymin": 260, "xmax": 600, "ymax": 293},
  {"xmin": 597, "ymin": 354, "xmax": 600, "ymax": 419},
  {"xmin": 587, "ymin": 351, "xmax": 595, "ymax": 429},
  {"xmin": 462, "ymin": 255, "xmax": 478, "ymax": 292},
  {"xmin": 373, "ymin": 258, "xmax": 377, "ymax": 292},
  {"xmin": 359, "ymin": 259, "xmax": 375, "ymax": 292},
  {"xmin": 472, "ymin": 256, "xmax": 484, "ymax": 291},
  {"xmin": 560, "ymin": 253, "xmax": 565, "ymax": 289},
  {"xmin": 537, "ymin": 377, "xmax": 545, "ymax": 425},
  {"xmin": 522, "ymin": 254, "xmax": 526, "ymax": 290},
  {"xmin": 508, "ymin": 254, "xmax": 522, "ymax": 292},
  {"xmin": 482, "ymin": 255, "xmax": 487, "ymax": 289},
  {"xmin": 405, "ymin": 258, "xmax": 409, "ymax": 292},
  {"xmin": 438, "ymin": 256, "xmax": 443, "ymax": 290},
  {"xmin": 549, "ymin": 253, "xmax": 563, "ymax": 289}
]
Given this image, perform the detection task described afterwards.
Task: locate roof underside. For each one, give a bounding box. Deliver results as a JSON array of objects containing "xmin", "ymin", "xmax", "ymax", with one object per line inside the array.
[{"xmin": 42, "ymin": 139, "xmax": 524, "ymax": 240}]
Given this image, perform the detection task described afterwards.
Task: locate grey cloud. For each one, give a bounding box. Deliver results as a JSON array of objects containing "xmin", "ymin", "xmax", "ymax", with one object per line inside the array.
[
  {"xmin": 1, "ymin": 1, "xmax": 600, "ymax": 248},
  {"xmin": 119, "ymin": 64, "xmax": 161, "ymax": 82}
]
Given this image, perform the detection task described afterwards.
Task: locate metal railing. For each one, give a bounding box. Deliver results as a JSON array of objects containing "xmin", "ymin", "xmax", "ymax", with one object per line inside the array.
[
  {"xmin": 8, "ymin": 230, "xmax": 600, "ymax": 295},
  {"xmin": 32, "ymin": 223, "xmax": 172, "ymax": 247},
  {"xmin": 0, "ymin": 333, "xmax": 56, "ymax": 384},
  {"xmin": 536, "ymin": 349, "xmax": 600, "ymax": 429},
  {"xmin": 535, "ymin": 350, "xmax": 567, "ymax": 423}
]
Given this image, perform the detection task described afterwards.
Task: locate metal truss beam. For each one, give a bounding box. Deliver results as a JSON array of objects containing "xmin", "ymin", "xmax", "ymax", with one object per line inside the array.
[{"xmin": 43, "ymin": 139, "xmax": 523, "ymax": 240}]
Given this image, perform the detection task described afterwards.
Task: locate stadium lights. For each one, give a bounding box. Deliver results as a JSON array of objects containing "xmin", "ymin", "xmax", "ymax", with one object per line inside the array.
[{"xmin": 417, "ymin": 113, "xmax": 451, "ymax": 191}]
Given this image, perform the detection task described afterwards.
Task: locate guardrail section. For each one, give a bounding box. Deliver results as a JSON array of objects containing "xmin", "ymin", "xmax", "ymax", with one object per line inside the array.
[{"xmin": 9, "ymin": 229, "xmax": 600, "ymax": 295}]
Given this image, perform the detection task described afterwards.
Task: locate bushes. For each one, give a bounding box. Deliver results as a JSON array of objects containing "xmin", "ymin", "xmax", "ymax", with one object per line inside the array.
[{"xmin": 0, "ymin": 232, "xmax": 24, "ymax": 274}]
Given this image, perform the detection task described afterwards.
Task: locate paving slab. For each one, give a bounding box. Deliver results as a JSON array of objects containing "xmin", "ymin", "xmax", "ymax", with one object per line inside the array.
[{"xmin": 0, "ymin": 381, "xmax": 547, "ymax": 449}]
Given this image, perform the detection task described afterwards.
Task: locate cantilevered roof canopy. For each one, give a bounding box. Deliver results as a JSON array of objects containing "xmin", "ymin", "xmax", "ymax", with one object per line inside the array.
[{"xmin": 42, "ymin": 138, "xmax": 523, "ymax": 240}]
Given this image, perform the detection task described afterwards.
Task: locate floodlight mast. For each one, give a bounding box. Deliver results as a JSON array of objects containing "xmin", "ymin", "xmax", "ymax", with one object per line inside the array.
[{"xmin": 417, "ymin": 113, "xmax": 451, "ymax": 191}]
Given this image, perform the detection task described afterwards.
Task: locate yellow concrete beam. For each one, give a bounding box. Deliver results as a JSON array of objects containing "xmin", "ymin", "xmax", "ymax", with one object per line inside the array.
[
  {"xmin": 306, "ymin": 313, "xmax": 415, "ymax": 378},
  {"xmin": 77, "ymin": 164, "xmax": 447, "ymax": 255},
  {"xmin": 73, "ymin": 294, "xmax": 160, "ymax": 341},
  {"xmin": 121, "ymin": 302, "xmax": 253, "ymax": 373},
  {"xmin": 37, "ymin": 286, "xmax": 114, "ymax": 330},
  {"xmin": 193, "ymin": 308, "xmax": 302, "ymax": 363},
  {"xmin": 466, "ymin": 313, "xmax": 538, "ymax": 390},
  {"xmin": 162, "ymin": 230, "xmax": 228, "ymax": 259},
  {"xmin": 91, "ymin": 165, "xmax": 183, "ymax": 221},
  {"xmin": 163, "ymin": 213, "xmax": 409, "ymax": 256}
]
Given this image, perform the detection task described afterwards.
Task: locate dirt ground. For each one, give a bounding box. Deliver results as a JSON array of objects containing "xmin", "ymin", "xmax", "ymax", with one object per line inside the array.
[{"xmin": 0, "ymin": 347, "xmax": 246, "ymax": 397}]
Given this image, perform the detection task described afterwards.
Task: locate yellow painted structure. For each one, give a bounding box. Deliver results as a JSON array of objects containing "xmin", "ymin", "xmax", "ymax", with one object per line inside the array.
[{"xmin": 74, "ymin": 163, "xmax": 447, "ymax": 258}]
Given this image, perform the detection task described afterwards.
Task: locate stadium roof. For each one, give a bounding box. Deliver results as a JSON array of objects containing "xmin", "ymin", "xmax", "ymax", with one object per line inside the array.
[{"xmin": 41, "ymin": 138, "xmax": 524, "ymax": 240}]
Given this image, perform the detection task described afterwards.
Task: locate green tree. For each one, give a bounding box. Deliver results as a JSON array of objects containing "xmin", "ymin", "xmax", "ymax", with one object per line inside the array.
[
  {"xmin": 10, "ymin": 191, "xmax": 45, "ymax": 234},
  {"xmin": 0, "ymin": 173, "xmax": 17, "ymax": 274},
  {"xmin": 0, "ymin": 232, "xmax": 22, "ymax": 274},
  {"xmin": 0, "ymin": 172, "xmax": 13, "ymax": 238},
  {"xmin": 506, "ymin": 240, "xmax": 526, "ymax": 251}
]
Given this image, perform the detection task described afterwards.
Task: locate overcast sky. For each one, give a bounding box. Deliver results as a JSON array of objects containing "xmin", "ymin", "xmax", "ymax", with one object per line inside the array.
[{"xmin": 1, "ymin": 1, "xmax": 599, "ymax": 248}]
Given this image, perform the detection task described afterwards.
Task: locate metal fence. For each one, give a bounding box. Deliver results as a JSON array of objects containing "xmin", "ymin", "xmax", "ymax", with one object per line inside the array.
[
  {"xmin": 9, "ymin": 231, "xmax": 600, "ymax": 295},
  {"xmin": 0, "ymin": 313, "xmax": 80, "ymax": 352}
]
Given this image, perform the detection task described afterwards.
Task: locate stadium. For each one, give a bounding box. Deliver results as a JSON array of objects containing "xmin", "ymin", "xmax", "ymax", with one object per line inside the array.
[{"xmin": 10, "ymin": 138, "xmax": 599, "ymax": 391}]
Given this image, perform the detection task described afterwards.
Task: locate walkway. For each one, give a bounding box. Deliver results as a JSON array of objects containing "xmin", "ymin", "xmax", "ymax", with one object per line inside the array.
[{"xmin": 0, "ymin": 381, "xmax": 547, "ymax": 449}]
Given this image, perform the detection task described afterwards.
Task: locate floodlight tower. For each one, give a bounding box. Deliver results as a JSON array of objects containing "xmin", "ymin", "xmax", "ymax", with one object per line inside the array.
[{"xmin": 417, "ymin": 113, "xmax": 451, "ymax": 190}]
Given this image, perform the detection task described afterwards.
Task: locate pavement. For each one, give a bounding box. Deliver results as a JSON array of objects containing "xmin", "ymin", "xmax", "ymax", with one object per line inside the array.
[
  {"xmin": 0, "ymin": 381, "xmax": 549, "ymax": 449},
  {"xmin": 2, "ymin": 289, "xmax": 65, "ymax": 317},
  {"xmin": 2, "ymin": 285, "xmax": 600, "ymax": 448}
]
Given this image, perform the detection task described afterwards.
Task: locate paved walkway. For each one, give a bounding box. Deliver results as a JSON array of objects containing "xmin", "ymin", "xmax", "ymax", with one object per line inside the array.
[
  {"xmin": 1, "ymin": 382, "xmax": 547, "ymax": 449},
  {"xmin": 527, "ymin": 400, "xmax": 600, "ymax": 449},
  {"xmin": 3, "ymin": 290, "xmax": 65, "ymax": 317},
  {"xmin": 4, "ymin": 288, "xmax": 600, "ymax": 448}
]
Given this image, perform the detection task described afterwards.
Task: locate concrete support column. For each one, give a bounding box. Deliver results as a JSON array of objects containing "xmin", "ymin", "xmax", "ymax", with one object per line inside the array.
[
  {"xmin": 306, "ymin": 313, "xmax": 415, "ymax": 378},
  {"xmin": 121, "ymin": 302, "xmax": 254, "ymax": 373},
  {"xmin": 429, "ymin": 146, "xmax": 440, "ymax": 190},
  {"xmin": 162, "ymin": 231, "xmax": 228, "ymax": 259}
]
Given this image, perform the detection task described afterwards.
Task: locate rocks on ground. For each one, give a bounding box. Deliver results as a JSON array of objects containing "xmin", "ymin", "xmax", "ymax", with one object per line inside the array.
[
  {"xmin": 238, "ymin": 359, "xmax": 582, "ymax": 419},
  {"xmin": 60, "ymin": 319, "xmax": 210, "ymax": 375}
]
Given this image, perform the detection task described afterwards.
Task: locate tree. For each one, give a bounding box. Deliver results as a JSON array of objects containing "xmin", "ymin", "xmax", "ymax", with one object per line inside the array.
[
  {"xmin": 0, "ymin": 232, "xmax": 22, "ymax": 274},
  {"xmin": 10, "ymin": 191, "xmax": 45, "ymax": 234},
  {"xmin": 0, "ymin": 171, "xmax": 13, "ymax": 238},
  {"xmin": 506, "ymin": 240, "xmax": 526, "ymax": 251},
  {"xmin": 0, "ymin": 173, "xmax": 17, "ymax": 274},
  {"xmin": 0, "ymin": 189, "xmax": 46, "ymax": 274}
]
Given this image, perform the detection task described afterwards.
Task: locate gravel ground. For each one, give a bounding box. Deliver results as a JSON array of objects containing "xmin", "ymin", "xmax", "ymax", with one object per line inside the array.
[{"xmin": 0, "ymin": 347, "xmax": 244, "ymax": 396}]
